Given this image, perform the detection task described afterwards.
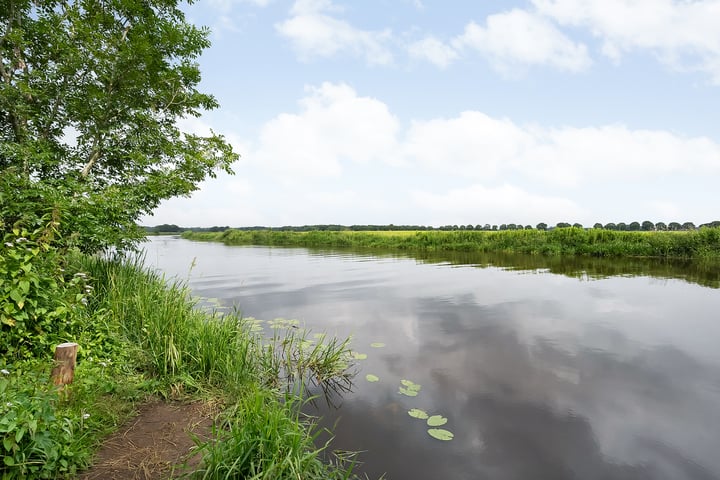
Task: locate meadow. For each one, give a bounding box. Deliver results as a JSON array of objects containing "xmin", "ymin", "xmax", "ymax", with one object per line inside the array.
[{"xmin": 182, "ymin": 227, "xmax": 720, "ymax": 260}]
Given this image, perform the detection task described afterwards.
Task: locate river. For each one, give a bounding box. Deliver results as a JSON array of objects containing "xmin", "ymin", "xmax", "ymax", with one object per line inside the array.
[{"xmin": 144, "ymin": 236, "xmax": 720, "ymax": 480}]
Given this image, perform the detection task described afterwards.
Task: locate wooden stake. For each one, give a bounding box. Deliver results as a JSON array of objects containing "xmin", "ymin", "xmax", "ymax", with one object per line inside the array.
[{"xmin": 51, "ymin": 342, "xmax": 79, "ymax": 387}]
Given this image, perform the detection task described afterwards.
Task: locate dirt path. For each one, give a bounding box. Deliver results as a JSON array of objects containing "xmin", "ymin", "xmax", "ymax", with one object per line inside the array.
[{"xmin": 79, "ymin": 401, "xmax": 215, "ymax": 480}]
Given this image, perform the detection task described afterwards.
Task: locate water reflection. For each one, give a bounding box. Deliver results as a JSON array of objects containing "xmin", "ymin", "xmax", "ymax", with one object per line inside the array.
[{"xmin": 144, "ymin": 237, "xmax": 720, "ymax": 480}]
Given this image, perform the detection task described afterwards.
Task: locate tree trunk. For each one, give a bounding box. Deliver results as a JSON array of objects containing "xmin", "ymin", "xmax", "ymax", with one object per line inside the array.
[{"xmin": 51, "ymin": 342, "xmax": 79, "ymax": 387}]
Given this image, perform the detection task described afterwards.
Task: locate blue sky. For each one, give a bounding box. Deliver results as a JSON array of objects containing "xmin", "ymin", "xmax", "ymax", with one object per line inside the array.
[{"xmin": 143, "ymin": 0, "xmax": 720, "ymax": 228}]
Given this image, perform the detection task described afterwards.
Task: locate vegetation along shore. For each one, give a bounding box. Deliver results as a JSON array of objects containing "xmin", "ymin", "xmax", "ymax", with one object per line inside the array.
[
  {"xmin": 182, "ymin": 227, "xmax": 720, "ymax": 260},
  {"xmin": 1, "ymin": 243, "xmax": 359, "ymax": 479},
  {"xmin": 1, "ymin": 0, "xmax": 359, "ymax": 477}
]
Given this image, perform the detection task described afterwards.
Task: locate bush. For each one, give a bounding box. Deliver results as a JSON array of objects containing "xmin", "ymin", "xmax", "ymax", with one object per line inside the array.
[{"xmin": 0, "ymin": 225, "xmax": 89, "ymax": 359}]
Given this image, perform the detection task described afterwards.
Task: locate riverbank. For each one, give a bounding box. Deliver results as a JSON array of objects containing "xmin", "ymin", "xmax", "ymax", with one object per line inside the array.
[
  {"xmin": 0, "ymin": 256, "xmax": 357, "ymax": 479},
  {"xmin": 182, "ymin": 227, "xmax": 720, "ymax": 259}
]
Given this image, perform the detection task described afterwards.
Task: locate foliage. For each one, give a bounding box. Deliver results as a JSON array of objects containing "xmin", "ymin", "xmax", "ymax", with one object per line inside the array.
[
  {"xmin": 0, "ymin": 359, "xmax": 140, "ymax": 479},
  {"xmin": 183, "ymin": 227, "xmax": 720, "ymax": 260},
  {"xmin": 2, "ymin": 256, "xmax": 359, "ymax": 478},
  {"xmin": 0, "ymin": 223, "xmax": 89, "ymax": 359},
  {"xmin": 0, "ymin": 365, "xmax": 81, "ymax": 478},
  {"xmin": 0, "ymin": 0, "xmax": 237, "ymax": 252},
  {"xmin": 192, "ymin": 388, "xmax": 357, "ymax": 480}
]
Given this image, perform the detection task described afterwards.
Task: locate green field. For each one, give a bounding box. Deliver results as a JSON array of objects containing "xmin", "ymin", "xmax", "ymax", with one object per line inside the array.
[{"xmin": 182, "ymin": 227, "xmax": 720, "ymax": 260}]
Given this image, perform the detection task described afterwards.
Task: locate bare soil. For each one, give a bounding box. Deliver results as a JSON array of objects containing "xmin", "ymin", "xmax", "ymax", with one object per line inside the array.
[{"xmin": 79, "ymin": 401, "xmax": 215, "ymax": 480}]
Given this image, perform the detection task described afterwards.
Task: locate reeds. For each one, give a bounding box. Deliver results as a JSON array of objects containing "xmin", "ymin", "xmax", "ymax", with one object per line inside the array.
[
  {"xmin": 183, "ymin": 227, "xmax": 720, "ymax": 260},
  {"xmin": 77, "ymin": 255, "xmax": 358, "ymax": 478}
]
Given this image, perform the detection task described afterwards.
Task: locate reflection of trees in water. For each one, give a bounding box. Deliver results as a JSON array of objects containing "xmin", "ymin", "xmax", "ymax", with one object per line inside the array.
[{"xmin": 307, "ymin": 248, "xmax": 720, "ymax": 289}]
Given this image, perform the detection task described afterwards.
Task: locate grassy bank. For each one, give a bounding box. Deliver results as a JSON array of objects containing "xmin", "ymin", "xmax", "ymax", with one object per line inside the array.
[
  {"xmin": 182, "ymin": 227, "xmax": 720, "ymax": 260},
  {"xmin": 1, "ymin": 255, "xmax": 357, "ymax": 479}
]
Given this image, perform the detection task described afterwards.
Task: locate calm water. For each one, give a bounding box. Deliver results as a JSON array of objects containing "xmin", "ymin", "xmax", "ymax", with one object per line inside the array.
[{"xmin": 144, "ymin": 236, "xmax": 720, "ymax": 480}]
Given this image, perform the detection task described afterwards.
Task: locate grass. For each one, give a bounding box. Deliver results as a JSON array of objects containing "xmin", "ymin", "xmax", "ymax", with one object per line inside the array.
[
  {"xmin": 1, "ymin": 255, "xmax": 359, "ymax": 479},
  {"xmin": 182, "ymin": 227, "xmax": 720, "ymax": 260}
]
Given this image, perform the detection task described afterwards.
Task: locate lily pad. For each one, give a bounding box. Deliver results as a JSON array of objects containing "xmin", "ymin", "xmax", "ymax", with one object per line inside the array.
[
  {"xmin": 408, "ymin": 409, "xmax": 429, "ymax": 419},
  {"xmin": 365, "ymin": 374, "xmax": 380, "ymax": 382},
  {"xmin": 428, "ymin": 428, "xmax": 454, "ymax": 441},
  {"xmin": 370, "ymin": 342, "xmax": 386, "ymax": 348},
  {"xmin": 427, "ymin": 415, "xmax": 447, "ymax": 427},
  {"xmin": 400, "ymin": 379, "xmax": 422, "ymax": 392},
  {"xmin": 399, "ymin": 387, "xmax": 419, "ymax": 397},
  {"xmin": 351, "ymin": 352, "xmax": 367, "ymax": 360},
  {"xmin": 313, "ymin": 333, "xmax": 326, "ymax": 339}
]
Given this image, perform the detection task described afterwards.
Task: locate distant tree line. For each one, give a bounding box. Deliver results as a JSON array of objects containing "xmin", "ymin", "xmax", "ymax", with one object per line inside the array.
[{"xmin": 146, "ymin": 220, "xmax": 720, "ymax": 233}]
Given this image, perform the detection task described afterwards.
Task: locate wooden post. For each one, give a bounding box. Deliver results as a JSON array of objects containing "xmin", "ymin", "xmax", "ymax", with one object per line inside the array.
[{"xmin": 51, "ymin": 342, "xmax": 79, "ymax": 388}]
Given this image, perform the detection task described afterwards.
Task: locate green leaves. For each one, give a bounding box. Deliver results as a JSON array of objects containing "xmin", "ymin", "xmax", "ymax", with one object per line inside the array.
[
  {"xmin": 408, "ymin": 409, "xmax": 429, "ymax": 419},
  {"xmin": 1, "ymin": 0, "xmax": 238, "ymax": 253},
  {"xmin": 365, "ymin": 374, "xmax": 379, "ymax": 382},
  {"xmin": 427, "ymin": 429, "xmax": 454, "ymax": 441},
  {"xmin": 407, "ymin": 408, "xmax": 455, "ymax": 441},
  {"xmin": 398, "ymin": 379, "xmax": 422, "ymax": 396},
  {"xmin": 0, "ymin": 228, "xmax": 89, "ymax": 357},
  {"xmin": 426, "ymin": 415, "xmax": 447, "ymax": 427}
]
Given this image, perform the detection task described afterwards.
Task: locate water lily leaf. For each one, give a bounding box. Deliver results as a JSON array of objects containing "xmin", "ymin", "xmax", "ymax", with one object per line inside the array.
[
  {"xmin": 427, "ymin": 415, "xmax": 447, "ymax": 427},
  {"xmin": 428, "ymin": 428, "xmax": 454, "ymax": 441},
  {"xmin": 401, "ymin": 379, "xmax": 421, "ymax": 389},
  {"xmin": 399, "ymin": 387, "xmax": 418, "ymax": 397},
  {"xmin": 370, "ymin": 342, "xmax": 385, "ymax": 348},
  {"xmin": 400, "ymin": 379, "xmax": 422, "ymax": 392},
  {"xmin": 365, "ymin": 374, "xmax": 380, "ymax": 382},
  {"xmin": 408, "ymin": 409, "xmax": 429, "ymax": 419},
  {"xmin": 313, "ymin": 333, "xmax": 326, "ymax": 339},
  {"xmin": 351, "ymin": 352, "xmax": 367, "ymax": 360}
]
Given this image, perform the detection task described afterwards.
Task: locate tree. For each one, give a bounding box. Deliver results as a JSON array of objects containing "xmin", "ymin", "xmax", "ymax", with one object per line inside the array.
[
  {"xmin": 556, "ymin": 222, "xmax": 571, "ymax": 228},
  {"xmin": 628, "ymin": 221, "xmax": 641, "ymax": 231},
  {"xmin": 682, "ymin": 222, "xmax": 696, "ymax": 231},
  {"xmin": 1, "ymin": 0, "xmax": 237, "ymax": 251},
  {"xmin": 641, "ymin": 221, "xmax": 655, "ymax": 231},
  {"xmin": 572, "ymin": 223, "xmax": 583, "ymax": 229},
  {"xmin": 655, "ymin": 222, "xmax": 667, "ymax": 231},
  {"xmin": 536, "ymin": 223, "xmax": 547, "ymax": 231},
  {"xmin": 668, "ymin": 222, "xmax": 681, "ymax": 231},
  {"xmin": 604, "ymin": 223, "xmax": 617, "ymax": 230},
  {"xmin": 593, "ymin": 223, "xmax": 603, "ymax": 229}
]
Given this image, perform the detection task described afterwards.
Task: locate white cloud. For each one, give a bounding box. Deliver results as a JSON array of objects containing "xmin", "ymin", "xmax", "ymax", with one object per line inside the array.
[
  {"xmin": 402, "ymin": 112, "xmax": 531, "ymax": 177},
  {"xmin": 401, "ymin": 114, "xmax": 720, "ymax": 186},
  {"xmin": 408, "ymin": 36, "xmax": 460, "ymax": 68},
  {"xmin": 207, "ymin": 0, "xmax": 271, "ymax": 12},
  {"xmin": 249, "ymin": 83, "xmax": 400, "ymax": 177},
  {"xmin": 532, "ymin": 0, "xmax": 720, "ymax": 82},
  {"xmin": 412, "ymin": 184, "xmax": 585, "ymax": 226},
  {"xmin": 452, "ymin": 9, "xmax": 592, "ymax": 73},
  {"xmin": 277, "ymin": 0, "xmax": 393, "ymax": 65},
  {"xmin": 153, "ymin": 84, "xmax": 720, "ymax": 226}
]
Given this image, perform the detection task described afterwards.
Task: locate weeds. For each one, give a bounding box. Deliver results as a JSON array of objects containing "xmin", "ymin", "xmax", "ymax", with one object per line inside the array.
[{"xmin": 183, "ymin": 227, "xmax": 720, "ymax": 260}]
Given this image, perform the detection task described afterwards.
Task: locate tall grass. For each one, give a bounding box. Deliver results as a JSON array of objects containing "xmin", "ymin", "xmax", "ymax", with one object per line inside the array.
[
  {"xmin": 183, "ymin": 227, "xmax": 720, "ymax": 260},
  {"xmin": 76, "ymin": 255, "xmax": 359, "ymax": 478},
  {"xmin": 192, "ymin": 387, "xmax": 357, "ymax": 480}
]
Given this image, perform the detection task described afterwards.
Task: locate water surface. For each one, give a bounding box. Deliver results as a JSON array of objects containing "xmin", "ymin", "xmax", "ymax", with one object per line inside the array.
[{"xmin": 145, "ymin": 236, "xmax": 720, "ymax": 480}]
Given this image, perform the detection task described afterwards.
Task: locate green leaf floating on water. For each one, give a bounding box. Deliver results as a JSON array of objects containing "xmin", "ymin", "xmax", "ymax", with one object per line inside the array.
[
  {"xmin": 426, "ymin": 415, "xmax": 447, "ymax": 427},
  {"xmin": 400, "ymin": 379, "xmax": 422, "ymax": 391},
  {"xmin": 408, "ymin": 409, "xmax": 429, "ymax": 419},
  {"xmin": 351, "ymin": 352, "xmax": 367, "ymax": 360},
  {"xmin": 370, "ymin": 342, "xmax": 386, "ymax": 348},
  {"xmin": 398, "ymin": 387, "xmax": 419, "ymax": 397},
  {"xmin": 428, "ymin": 429, "xmax": 454, "ymax": 441},
  {"xmin": 365, "ymin": 374, "xmax": 380, "ymax": 382}
]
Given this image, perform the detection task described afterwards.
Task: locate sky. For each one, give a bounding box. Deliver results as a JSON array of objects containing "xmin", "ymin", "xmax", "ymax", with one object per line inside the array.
[{"xmin": 142, "ymin": 0, "xmax": 720, "ymax": 228}]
